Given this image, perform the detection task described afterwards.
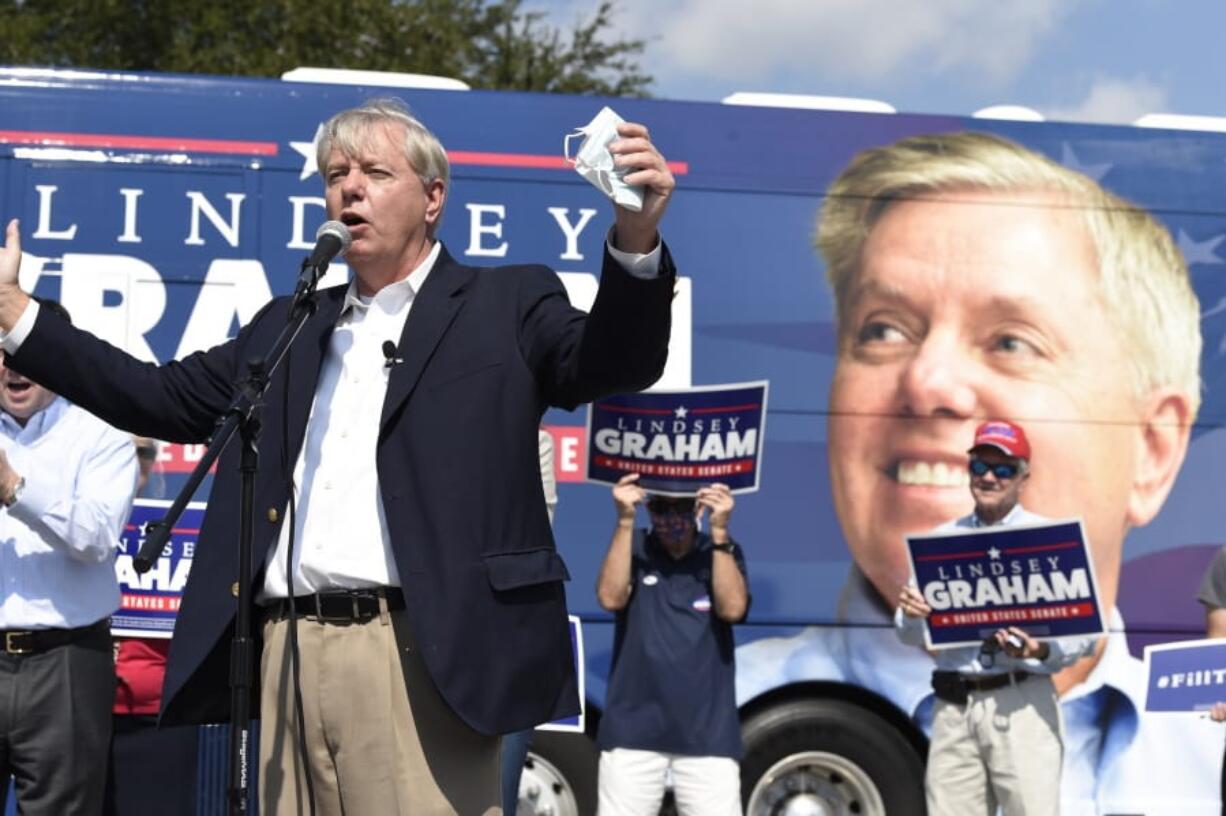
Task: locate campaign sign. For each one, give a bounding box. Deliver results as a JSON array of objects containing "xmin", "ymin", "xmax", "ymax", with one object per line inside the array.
[
  {"xmin": 1144, "ymin": 639, "xmax": 1226, "ymax": 714},
  {"xmin": 537, "ymin": 615, "xmax": 586, "ymax": 733},
  {"xmin": 906, "ymin": 519, "xmax": 1105, "ymax": 649},
  {"xmin": 586, "ymin": 381, "xmax": 768, "ymax": 496},
  {"xmin": 111, "ymin": 498, "xmax": 204, "ymax": 638}
]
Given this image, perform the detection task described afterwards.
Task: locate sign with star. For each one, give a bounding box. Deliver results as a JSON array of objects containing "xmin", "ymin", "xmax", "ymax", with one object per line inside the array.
[
  {"xmin": 111, "ymin": 498, "xmax": 207, "ymax": 638},
  {"xmin": 585, "ymin": 381, "xmax": 768, "ymax": 496},
  {"xmin": 905, "ymin": 518, "xmax": 1105, "ymax": 649}
]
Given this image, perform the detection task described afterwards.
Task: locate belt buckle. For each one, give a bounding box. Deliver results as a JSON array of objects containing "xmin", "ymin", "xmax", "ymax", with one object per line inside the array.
[
  {"xmin": 311, "ymin": 594, "xmax": 341, "ymax": 624},
  {"xmin": 5, "ymin": 631, "xmax": 32, "ymax": 655},
  {"xmin": 349, "ymin": 590, "xmax": 380, "ymax": 622},
  {"xmin": 312, "ymin": 594, "xmax": 357, "ymax": 624}
]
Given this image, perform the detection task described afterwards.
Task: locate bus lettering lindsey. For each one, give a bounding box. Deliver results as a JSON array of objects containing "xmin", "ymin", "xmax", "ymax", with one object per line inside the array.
[{"xmin": 30, "ymin": 182, "xmax": 606, "ymax": 257}]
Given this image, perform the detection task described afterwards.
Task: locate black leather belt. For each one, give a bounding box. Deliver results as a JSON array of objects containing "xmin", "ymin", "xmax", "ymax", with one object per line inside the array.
[
  {"xmin": 961, "ymin": 670, "xmax": 1031, "ymax": 692},
  {"xmin": 264, "ymin": 588, "xmax": 405, "ymax": 623},
  {"xmin": 932, "ymin": 669, "xmax": 1031, "ymax": 704},
  {"xmin": 1, "ymin": 619, "xmax": 110, "ymax": 656}
]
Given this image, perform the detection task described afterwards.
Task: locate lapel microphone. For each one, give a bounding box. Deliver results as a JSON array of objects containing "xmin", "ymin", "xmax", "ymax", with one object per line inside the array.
[{"xmin": 382, "ymin": 340, "xmax": 403, "ymax": 368}]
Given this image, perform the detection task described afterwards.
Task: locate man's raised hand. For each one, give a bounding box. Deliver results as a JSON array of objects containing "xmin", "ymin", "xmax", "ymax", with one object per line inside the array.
[
  {"xmin": 1, "ymin": 220, "xmax": 21, "ymax": 288},
  {"xmin": 609, "ymin": 123, "xmax": 675, "ymax": 255},
  {"xmin": 612, "ymin": 473, "xmax": 646, "ymax": 522},
  {"xmin": 0, "ymin": 220, "xmax": 30, "ymax": 332}
]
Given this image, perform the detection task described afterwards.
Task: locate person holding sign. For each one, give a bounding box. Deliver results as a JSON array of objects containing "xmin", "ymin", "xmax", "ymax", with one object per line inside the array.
[
  {"xmin": 1196, "ymin": 546, "xmax": 1226, "ymax": 807},
  {"xmin": 595, "ymin": 474, "xmax": 749, "ymax": 816},
  {"xmin": 896, "ymin": 420, "xmax": 1095, "ymax": 816}
]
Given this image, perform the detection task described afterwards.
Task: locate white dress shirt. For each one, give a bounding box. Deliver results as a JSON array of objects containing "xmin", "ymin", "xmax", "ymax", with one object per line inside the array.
[
  {"xmin": 0, "ymin": 396, "xmax": 138, "ymax": 629},
  {"xmin": 260, "ymin": 242, "xmax": 442, "ymax": 597}
]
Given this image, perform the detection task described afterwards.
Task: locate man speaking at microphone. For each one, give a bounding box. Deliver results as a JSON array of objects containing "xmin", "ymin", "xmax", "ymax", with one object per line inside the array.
[{"xmin": 0, "ymin": 98, "xmax": 678, "ymax": 815}]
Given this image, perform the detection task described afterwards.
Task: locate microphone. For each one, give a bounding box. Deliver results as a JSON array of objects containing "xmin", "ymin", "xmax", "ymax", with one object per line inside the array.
[
  {"xmin": 382, "ymin": 340, "xmax": 403, "ymax": 368},
  {"xmin": 294, "ymin": 221, "xmax": 352, "ymax": 301},
  {"xmin": 307, "ymin": 220, "xmax": 352, "ymax": 270}
]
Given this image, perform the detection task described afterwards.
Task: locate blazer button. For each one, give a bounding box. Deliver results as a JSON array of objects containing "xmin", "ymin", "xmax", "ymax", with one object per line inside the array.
[
  {"xmin": 231, "ymin": 582, "xmax": 240, "ymax": 597},
  {"xmin": 267, "ymin": 507, "xmax": 279, "ymax": 523}
]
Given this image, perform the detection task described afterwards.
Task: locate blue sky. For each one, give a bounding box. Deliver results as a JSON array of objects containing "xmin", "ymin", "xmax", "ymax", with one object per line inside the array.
[{"xmin": 537, "ymin": 0, "xmax": 1226, "ymax": 123}]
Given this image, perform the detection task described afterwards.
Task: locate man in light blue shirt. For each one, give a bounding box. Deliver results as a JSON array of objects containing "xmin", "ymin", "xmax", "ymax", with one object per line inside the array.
[
  {"xmin": 0, "ymin": 298, "xmax": 138, "ymax": 814},
  {"xmin": 896, "ymin": 419, "xmax": 1096, "ymax": 815}
]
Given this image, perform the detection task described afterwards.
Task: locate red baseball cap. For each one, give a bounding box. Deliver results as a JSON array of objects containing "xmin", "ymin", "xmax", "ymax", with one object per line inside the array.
[{"xmin": 968, "ymin": 420, "xmax": 1030, "ymax": 461}]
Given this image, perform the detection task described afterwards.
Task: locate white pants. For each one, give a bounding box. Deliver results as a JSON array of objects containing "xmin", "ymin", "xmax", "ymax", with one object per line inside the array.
[
  {"xmin": 926, "ymin": 674, "xmax": 1063, "ymax": 816},
  {"xmin": 597, "ymin": 748, "xmax": 742, "ymax": 816}
]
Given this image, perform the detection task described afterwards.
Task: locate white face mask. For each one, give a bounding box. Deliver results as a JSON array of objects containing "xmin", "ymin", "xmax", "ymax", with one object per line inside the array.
[{"xmin": 563, "ymin": 106, "xmax": 645, "ymax": 213}]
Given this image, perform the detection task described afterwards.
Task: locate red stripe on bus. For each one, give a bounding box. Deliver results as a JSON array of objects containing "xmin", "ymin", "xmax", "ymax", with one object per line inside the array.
[{"xmin": 0, "ymin": 129, "xmax": 277, "ymax": 155}]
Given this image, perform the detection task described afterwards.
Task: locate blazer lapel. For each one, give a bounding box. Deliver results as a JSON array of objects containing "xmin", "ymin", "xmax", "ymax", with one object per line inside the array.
[{"xmin": 380, "ymin": 248, "xmax": 473, "ymax": 433}]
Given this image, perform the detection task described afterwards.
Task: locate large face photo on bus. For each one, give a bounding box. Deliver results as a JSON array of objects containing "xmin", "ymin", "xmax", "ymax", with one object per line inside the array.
[{"xmin": 736, "ymin": 128, "xmax": 1223, "ymax": 814}]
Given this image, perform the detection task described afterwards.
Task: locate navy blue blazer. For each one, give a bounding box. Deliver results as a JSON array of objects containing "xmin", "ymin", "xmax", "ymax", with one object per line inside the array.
[{"xmin": 8, "ymin": 243, "xmax": 675, "ymax": 735}]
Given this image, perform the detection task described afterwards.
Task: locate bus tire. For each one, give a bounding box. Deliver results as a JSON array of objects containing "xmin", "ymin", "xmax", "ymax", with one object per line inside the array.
[
  {"xmin": 740, "ymin": 698, "xmax": 925, "ymax": 816},
  {"xmin": 519, "ymin": 731, "xmax": 598, "ymax": 816}
]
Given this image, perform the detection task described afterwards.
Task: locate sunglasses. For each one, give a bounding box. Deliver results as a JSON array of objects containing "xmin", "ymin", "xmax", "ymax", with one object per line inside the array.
[{"xmin": 968, "ymin": 459, "xmax": 1020, "ymax": 480}]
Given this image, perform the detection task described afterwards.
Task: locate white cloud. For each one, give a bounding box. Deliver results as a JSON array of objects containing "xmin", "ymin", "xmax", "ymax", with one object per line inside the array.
[
  {"xmin": 1044, "ymin": 75, "xmax": 1169, "ymax": 124},
  {"xmin": 591, "ymin": 0, "xmax": 1076, "ymax": 89}
]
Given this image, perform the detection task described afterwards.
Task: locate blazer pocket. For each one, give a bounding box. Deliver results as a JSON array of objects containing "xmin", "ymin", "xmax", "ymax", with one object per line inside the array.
[{"xmin": 483, "ymin": 548, "xmax": 572, "ymax": 591}]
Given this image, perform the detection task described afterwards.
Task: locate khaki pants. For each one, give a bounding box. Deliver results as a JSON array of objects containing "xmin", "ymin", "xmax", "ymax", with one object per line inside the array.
[
  {"xmin": 926, "ymin": 674, "xmax": 1063, "ymax": 816},
  {"xmin": 259, "ymin": 606, "xmax": 501, "ymax": 816}
]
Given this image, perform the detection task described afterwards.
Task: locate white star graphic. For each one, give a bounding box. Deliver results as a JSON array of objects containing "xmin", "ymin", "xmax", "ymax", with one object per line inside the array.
[
  {"xmin": 1177, "ymin": 229, "xmax": 1226, "ymax": 266},
  {"xmin": 1060, "ymin": 143, "xmax": 1112, "ymax": 182},
  {"xmin": 1198, "ymin": 297, "xmax": 1226, "ymax": 356},
  {"xmin": 1201, "ymin": 295, "xmax": 1226, "ymax": 320},
  {"xmin": 987, "ymin": 546, "xmax": 1002, "ymax": 560},
  {"xmin": 674, "ymin": 406, "xmax": 688, "ymax": 419},
  {"xmin": 289, "ymin": 124, "xmax": 325, "ymax": 181}
]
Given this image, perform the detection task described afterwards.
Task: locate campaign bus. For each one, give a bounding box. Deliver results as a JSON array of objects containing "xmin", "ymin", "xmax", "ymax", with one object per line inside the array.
[{"xmin": 1, "ymin": 66, "xmax": 1223, "ymax": 814}]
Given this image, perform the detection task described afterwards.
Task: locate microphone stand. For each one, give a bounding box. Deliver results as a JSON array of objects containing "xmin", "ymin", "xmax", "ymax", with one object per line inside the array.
[{"xmin": 132, "ymin": 258, "xmax": 330, "ymax": 815}]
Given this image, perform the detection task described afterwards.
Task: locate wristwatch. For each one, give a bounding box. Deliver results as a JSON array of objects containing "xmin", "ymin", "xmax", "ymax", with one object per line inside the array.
[
  {"xmin": 4, "ymin": 476, "xmax": 24, "ymax": 508},
  {"xmin": 712, "ymin": 540, "xmax": 736, "ymax": 555}
]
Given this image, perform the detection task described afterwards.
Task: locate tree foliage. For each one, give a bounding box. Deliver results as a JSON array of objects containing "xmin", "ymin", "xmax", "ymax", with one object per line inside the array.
[{"xmin": 0, "ymin": 0, "xmax": 651, "ymax": 96}]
